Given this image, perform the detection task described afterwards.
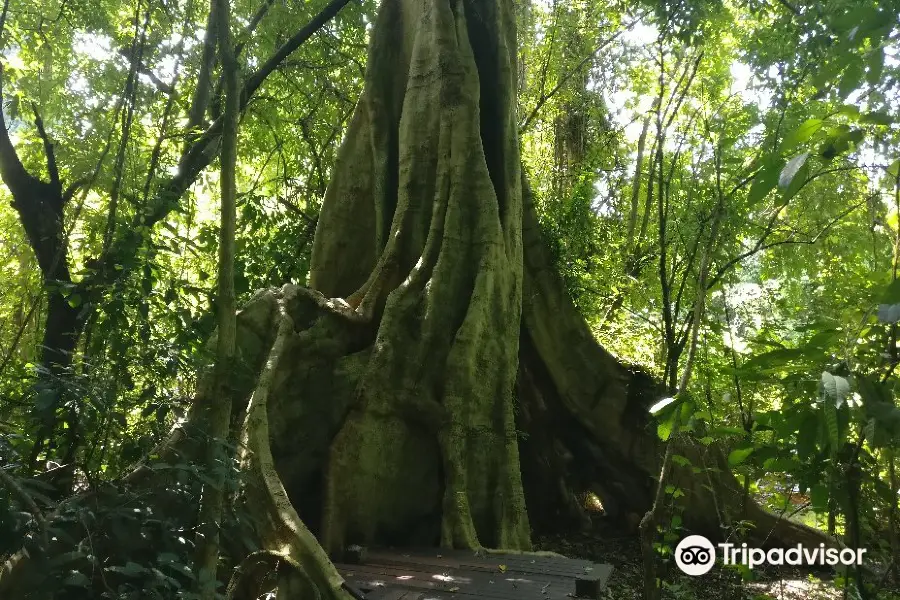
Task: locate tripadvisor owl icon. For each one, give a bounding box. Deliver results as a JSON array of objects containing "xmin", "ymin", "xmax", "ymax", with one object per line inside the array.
[{"xmin": 675, "ymin": 535, "xmax": 716, "ymax": 576}]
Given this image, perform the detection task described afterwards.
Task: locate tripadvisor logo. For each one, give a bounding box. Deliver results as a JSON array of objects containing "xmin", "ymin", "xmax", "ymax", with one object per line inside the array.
[
  {"xmin": 675, "ymin": 535, "xmax": 716, "ymax": 576},
  {"xmin": 674, "ymin": 535, "xmax": 867, "ymax": 576}
]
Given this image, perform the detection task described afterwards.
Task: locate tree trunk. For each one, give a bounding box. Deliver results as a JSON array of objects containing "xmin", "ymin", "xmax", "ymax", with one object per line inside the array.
[
  {"xmin": 193, "ymin": 0, "xmax": 241, "ymax": 594},
  {"xmin": 308, "ymin": 0, "xmax": 530, "ymax": 553},
  {"xmin": 0, "ymin": 89, "xmax": 80, "ymax": 471}
]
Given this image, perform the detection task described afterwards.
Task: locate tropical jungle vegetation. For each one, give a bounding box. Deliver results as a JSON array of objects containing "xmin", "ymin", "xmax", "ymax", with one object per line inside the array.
[{"xmin": 0, "ymin": 0, "xmax": 899, "ymax": 598}]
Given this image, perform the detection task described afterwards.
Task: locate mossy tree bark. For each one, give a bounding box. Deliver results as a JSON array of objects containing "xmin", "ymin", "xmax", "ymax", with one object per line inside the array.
[{"xmin": 309, "ymin": 0, "xmax": 530, "ymax": 553}]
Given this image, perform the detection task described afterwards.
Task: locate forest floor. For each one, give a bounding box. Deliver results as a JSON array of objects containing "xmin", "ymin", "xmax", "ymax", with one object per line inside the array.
[{"xmin": 535, "ymin": 525, "xmax": 900, "ymax": 600}]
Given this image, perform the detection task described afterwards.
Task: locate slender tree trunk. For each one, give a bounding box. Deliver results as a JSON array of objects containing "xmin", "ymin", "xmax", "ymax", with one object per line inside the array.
[
  {"xmin": 193, "ymin": 0, "xmax": 240, "ymax": 595},
  {"xmin": 625, "ymin": 113, "xmax": 651, "ymax": 253},
  {"xmin": 188, "ymin": 0, "xmax": 218, "ymax": 130},
  {"xmin": 889, "ymin": 449, "xmax": 900, "ymax": 584},
  {"xmin": 640, "ymin": 194, "xmax": 723, "ymax": 600}
]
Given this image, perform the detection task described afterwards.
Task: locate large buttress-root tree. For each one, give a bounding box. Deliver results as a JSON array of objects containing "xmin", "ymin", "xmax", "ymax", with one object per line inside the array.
[{"xmin": 207, "ymin": 0, "xmax": 830, "ymax": 563}]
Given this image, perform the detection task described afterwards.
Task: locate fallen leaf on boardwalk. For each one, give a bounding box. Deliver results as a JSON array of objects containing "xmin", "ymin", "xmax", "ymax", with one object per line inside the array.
[{"xmin": 499, "ymin": 564, "xmax": 507, "ymax": 573}]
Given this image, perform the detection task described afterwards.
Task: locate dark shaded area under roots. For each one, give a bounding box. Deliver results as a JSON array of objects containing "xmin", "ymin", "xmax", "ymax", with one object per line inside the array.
[
  {"xmin": 517, "ymin": 328, "xmax": 657, "ymax": 534},
  {"xmin": 464, "ymin": 0, "xmax": 509, "ymax": 220}
]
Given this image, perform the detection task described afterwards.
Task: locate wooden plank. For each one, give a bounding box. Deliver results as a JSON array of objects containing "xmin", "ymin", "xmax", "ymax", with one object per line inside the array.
[
  {"xmin": 366, "ymin": 548, "xmax": 596, "ymax": 573},
  {"xmin": 364, "ymin": 590, "xmax": 447, "ymax": 600},
  {"xmin": 352, "ymin": 559, "xmax": 579, "ymax": 590},
  {"xmin": 363, "ymin": 549, "xmax": 598, "ymax": 579},
  {"xmin": 339, "ymin": 558, "xmax": 575, "ymax": 584},
  {"xmin": 340, "ymin": 548, "xmax": 613, "ymax": 599},
  {"xmin": 364, "ymin": 589, "xmax": 426, "ymax": 600},
  {"xmin": 379, "ymin": 547, "xmax": 596, "ymax": 568},
  {"xmin": 363, "ymin": 590, "xmax": 408, "ymax": 600},
  {"xmin": 338, "ymin": 562, "xmax": 578, "ymax": 600}
]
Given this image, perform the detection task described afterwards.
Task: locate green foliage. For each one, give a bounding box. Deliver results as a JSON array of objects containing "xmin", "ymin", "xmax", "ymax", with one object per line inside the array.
[{"xmin": 0, "ymin": 0, "xmax": 898, "ymax": 596}]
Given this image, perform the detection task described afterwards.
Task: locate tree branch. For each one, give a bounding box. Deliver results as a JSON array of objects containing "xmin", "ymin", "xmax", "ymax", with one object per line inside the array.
[
  {"xmin": 518, "ymin": 27, "xmax": 628, "ymax": 134},
  {"xmin": 187, "ymin": 0, "xmax": 218, "ymax": 129},
  {"xmin": 707, "ymin": 199, "xmax": 865, "ymax": 291},
  {"xmin": 0, "ymin": 66, "xmax": 30, "ymax": 192},
  {"xmin": 85, "ymin": 0, "xmax": 353, "ymax": 299},
  {"xmin": 0, "ymin": 468, "xmax": 47, "ymax": 544},
  {"xmin": 31, "ymin": 104, "xmax": 60, "ymax": 190},
  {"xmin": 275, "ymin": 195, "xmax": 317, "ymax": 225},
  {"xmin": 117, "ymin": 48, "xmax": 174, "ymax": 94},
  {"xmin": 242, "ymin": 0, "xmax": 354, "ymax": 102}
]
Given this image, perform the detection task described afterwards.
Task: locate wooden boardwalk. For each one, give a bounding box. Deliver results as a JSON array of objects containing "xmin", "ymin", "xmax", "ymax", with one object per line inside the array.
[{"xmin": 335, "ymin": 547, "xmax": 613, "ymax": 600}]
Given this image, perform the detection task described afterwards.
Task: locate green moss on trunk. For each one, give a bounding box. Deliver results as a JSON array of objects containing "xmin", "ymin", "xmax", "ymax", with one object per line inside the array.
[{"xmin": 312, "ymin": 0, "xmax": 529, "ymax": 553}]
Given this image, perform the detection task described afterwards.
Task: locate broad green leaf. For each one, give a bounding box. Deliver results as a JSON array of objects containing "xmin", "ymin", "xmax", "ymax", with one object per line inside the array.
[
  {"xmin": 768, "ymin": 457, "xmax": 802, "ymax": 472},
  {"xmin": 779, "ymin": 152, "xmax": 809, "ymax": 189},
  {"xmin": 867, "ymin": 49, "xmax": 885, "ymax": 86},
  {"xmin": 844, "ymin": 128, "xmax": 865, "ymax": 144},
  {"xmin": 835, "ymin": 377, "xmax": 850, "ymax": 408},
  {"xmin": 709, "ymin": 425, "xmax": 746, "ymax": 437},
  {"xmin": 796, "ymin": 413, "xmax": 818, "ymax": 460},
  {"xmin": 838, "ymin": 61, "xmax": 864, "ymax": 99},
  {"xmin": 106, "ymin": 562, "xmax": 147, "ymax": 577},
  {"xmin": 864, "ymin": 418, "xmax": 876, "ymax": 446},
  {"xmin": 836, "ymin": 104, "xmax": 860, "ymax": 119},
  {"xmin": 649, "ymin": 396, "xmax": 677, "ymax": 415},
  {"xmin": 742, "ymin": 347, "xmax": 806, "ymax": 371},
  {"xmin": 783, "ymin": 120, "xmax": 822, "ymax": 151},
  {"xmin": 809, "ymin": 484, "xmax": 828, "ymax": 510},
  {"xmin": 805, "ymin": 327, "xmax": 840, "ymax": 349},
  {"xmin": 728, "ymin": 447, "xmax": 754, "ymax": 467},
  {"xmin": 63, "ymin": 571, "xmax": 91, "ymax": 588},
  {"xmin": 747, "ymin": 159, "xmax": 783, "ymax": 205},
  {"xmin": 35, "ymin": 388, "xmax": 56, "ymax": 411},
  {"xmin": 820, "ymin": 372, "xmax": 838, "ymax": 404},
  {"xmin": 887, "ymin": 159, "xmax": 900, "ymax": 179},
  {"xmin": 672, "ymin": 454, "xmax": 692, "ymax": 467},
  {"xmin": 821, "ymin": 371, "xmax": 850, "ymax": 408},
  {"xmin": 820, "ymin": 127, "xmax": 864, "ymax": 159},
  {"xmin": 783, "ymin": 162, "xmax": 810, "ymax": 200},
  {"xmin": 866, "ymin": 403, "xmax": 900, "ymax": 432},
  {"xmin": 812, "ymin": 61, "xmax": 842, "ymax": 91},
  {"xmin": 858, "ymin": 374, "xmax": 891, "ymax": 405},
  {"xmin": 880, "ymin": 278, "xmax": 900, "ymax": 303},
  {"xmin": 862, "ymin": 111, "xmax": 892, "ymax": 126},
  {"xmin": 657, "ymin": 420, "xmax": 672, "ymax": 442}
]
